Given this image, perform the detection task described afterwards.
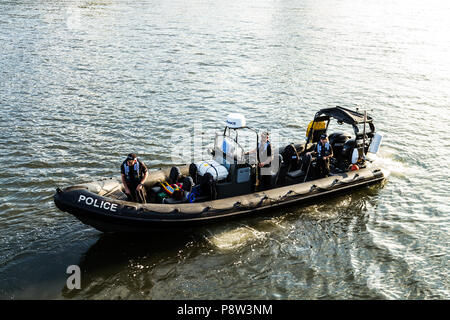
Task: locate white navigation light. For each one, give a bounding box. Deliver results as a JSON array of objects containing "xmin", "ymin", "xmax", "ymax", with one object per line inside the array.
[
  {"xmin": 351, "ymin": 148, "xmax": 359, "ymax": 164},
  {"xmin": 226, "ymin": 113, "xmax": 246, "ymax": 129}
]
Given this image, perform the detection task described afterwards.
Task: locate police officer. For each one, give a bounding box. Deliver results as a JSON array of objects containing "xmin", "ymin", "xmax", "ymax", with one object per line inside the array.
[
  {"xmin": 246, "ymin": 131, "xmax": 274, "ymax": 190},
  {"xmin": 307, "ymin": 133, "xmax": 333, "ymax": 178},
  {"xmin": 121, "ymin": 153, "xmax": 149, "ymax": 203},
  {"xmin": 246, "ymin": 131, "xmax": 273, "ymax": 165}
]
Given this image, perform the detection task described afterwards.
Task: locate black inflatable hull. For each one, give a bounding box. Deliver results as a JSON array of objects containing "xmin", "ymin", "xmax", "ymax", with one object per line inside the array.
[{"xmin": 54, "ymin": 167, "xmax": 388, "ymax": 233}]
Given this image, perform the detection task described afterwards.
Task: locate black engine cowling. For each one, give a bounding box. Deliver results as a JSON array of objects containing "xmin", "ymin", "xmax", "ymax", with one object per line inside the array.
[
  {"xmin": 329, "ymin": 132, "xmax": 351, "ymax": 159},
  {"xmin": 341, "ymin": 139, "xmax": 356, "ymax": 160}
]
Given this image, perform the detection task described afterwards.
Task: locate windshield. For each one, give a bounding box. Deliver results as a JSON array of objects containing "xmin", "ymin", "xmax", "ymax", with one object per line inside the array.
[{"xmin": 213, "ymin": 134, "xmax": 245, "ymax": 165}]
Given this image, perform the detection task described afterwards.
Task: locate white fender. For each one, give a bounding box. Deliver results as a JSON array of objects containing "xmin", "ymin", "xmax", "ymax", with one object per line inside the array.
[
  {"xmin": 196, "ymin": 160, "xmax": 229, "ymax": 181},
  {"xmin": 351, "ymin": 148, "xmax": 359, "ymax": 164},
  {"xmin": 368, "ymin": 133, "xmax": 382, "ymax": 154}
]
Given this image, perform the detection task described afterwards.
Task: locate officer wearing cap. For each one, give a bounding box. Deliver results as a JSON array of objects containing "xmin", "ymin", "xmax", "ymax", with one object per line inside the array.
[
  {"xmin": 121, "ymin": 153, "xmax": 149, "ymax": 203},
  {"xmin": 307, "ymin": 133, "xmax": 333, "ymax": 178}
]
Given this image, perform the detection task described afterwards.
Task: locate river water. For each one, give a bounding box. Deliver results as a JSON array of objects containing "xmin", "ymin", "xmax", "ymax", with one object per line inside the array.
[{"xmin": 0, "ymin": 0, "xmax": 449, "ymax": 299}]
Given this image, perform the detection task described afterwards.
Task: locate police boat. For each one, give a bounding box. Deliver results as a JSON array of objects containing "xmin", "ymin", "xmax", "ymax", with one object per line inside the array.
[{"xmin": 54, "ymin": 107, "xmax": 388, "ymax": 233}]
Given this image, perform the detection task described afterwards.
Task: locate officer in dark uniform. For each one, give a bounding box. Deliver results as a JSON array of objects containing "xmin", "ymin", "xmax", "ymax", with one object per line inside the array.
[
  {"xmin": 306, "ymin": 133, "xmax": 333, "ymax": 178},
  {"xmin": 121, "ymin": 153, "xmax": 149, "ymax": 203},
  {"xmin": 313, "ymin": 133, "xmax": 333, "ymax": 178}
]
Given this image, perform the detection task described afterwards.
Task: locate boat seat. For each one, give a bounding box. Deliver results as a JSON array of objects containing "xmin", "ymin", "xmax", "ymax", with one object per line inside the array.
[
  {"xmin": 286, "ymin": 169, "xmax": 303, "ymax": 179},
  {"xmin": 268, "ymin": 154, "xmax": 284, "ymax": 187},
  {"xmin": 151, "ymin": 186, "xmax": 162, "ymax": 194}
]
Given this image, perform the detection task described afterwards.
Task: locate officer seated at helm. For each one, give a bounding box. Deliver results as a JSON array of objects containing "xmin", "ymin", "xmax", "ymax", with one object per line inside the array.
[{"xmin": 306, "ymin": 133, "xmax": 333, "ymax": 178}]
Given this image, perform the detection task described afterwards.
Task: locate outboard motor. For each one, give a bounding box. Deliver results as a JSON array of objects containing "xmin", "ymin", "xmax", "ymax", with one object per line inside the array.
[
  {"xmin": 328, "ymin": 132, "xmax": 342, "ymax": 145},
  {"xmin": 341, "ymin": 139, "xmax": 356, "ymax": 161},
  {"xmin": 329, "ymin": 132, "xmax": 351, "ymax": 159}
]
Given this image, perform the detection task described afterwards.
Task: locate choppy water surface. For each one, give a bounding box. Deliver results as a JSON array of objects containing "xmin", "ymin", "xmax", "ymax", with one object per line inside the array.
[{"xmin": 0, "ymin": 0, "xmax": 449, "ymax": 299}]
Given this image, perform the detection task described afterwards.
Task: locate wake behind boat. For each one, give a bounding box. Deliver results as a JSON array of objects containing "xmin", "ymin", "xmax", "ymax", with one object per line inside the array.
[{"xmin": 54, "ymin": 107, "xmax": 389, "ymax": 233}]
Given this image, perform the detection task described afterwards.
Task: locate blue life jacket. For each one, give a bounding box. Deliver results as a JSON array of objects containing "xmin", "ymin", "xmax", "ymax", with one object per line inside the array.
[
  {"xmin": 123, "ymin": 161, "xmax": 140, "ymax": 182},
  {"xmin": 316, "ymin": 142, "xmax": 331, "ymax": 158},
  {"xmin": 258, "ymin": 141, "xmax": 272, "ymax": 166},
  {"xmin": 258, "ymin": 141, "xmax": 270, "ymax": 152}
]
